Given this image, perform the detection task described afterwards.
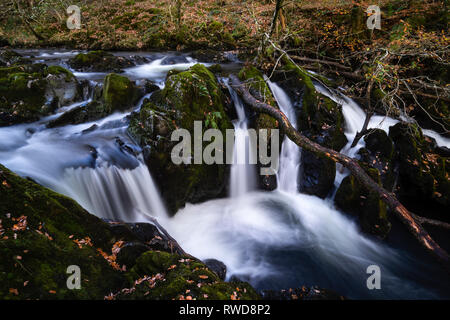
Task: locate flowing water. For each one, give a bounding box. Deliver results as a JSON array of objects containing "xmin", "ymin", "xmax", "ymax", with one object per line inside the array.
[
  {"xmin": 266, "ymin": 79, "xmax": 301, "ymax": 193},
  {"xmin": 1, "ymin": 50, "xmax": 450, "ymax": 299},
  {"xmin": 224, "ymin": 79, "xmax": 257, "ymax": 198}
]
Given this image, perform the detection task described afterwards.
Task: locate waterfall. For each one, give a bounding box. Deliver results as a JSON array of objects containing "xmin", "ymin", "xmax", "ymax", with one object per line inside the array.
[
  {"xmin": 224, "ymin": 79, "xmax": 257, "ymax": 198},
  {"xmin": 266, "ymin": 79, "xmax": 301, "ymax": 193},
  {"xmin": 60, "ymin": 162, "xmax": 167, "ymax": 222},
  {"xmin": 313, "ymin": 82, "xmax": 450, "ymax": 189},
  {"xmin": 1, "ymin": 50, "xmax": 449, "ymax": 299}
]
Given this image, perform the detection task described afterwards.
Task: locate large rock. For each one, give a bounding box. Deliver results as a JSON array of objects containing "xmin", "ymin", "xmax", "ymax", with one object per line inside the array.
[
  {"xmin": 299, "ymin": 151, "xmax": 336, "ymax": 198},
  {"xmin": 335, "ymin": 165, "xmax": 391, "ymax": 238},
  {"xmin": 103, "ymin": 73, "xmax": 139, "ymax": 112},
  {"xmin": 68, "ymin": 50, "xmax": 134, "ymax": 72},
  {"xmin": 0, "ymin": 49, "xmax": 31, "ymax": 67},
  {"xmin": 128, "ymin": 64, "xmax": 233, "ymax": 214},
  {"xmin": 0, "ymin": 164, "xmax": 259, "ymax": 300},
  {"xmin": 358, "ymin": 129, "xmax": 396, "ymax": 191},
  {"xmin": 47, "ymin": 73, "xmax": 140, "ymax": 128},
  {"xmin": 389, "ymin": 123, "xmax": 449, "ymax": 220},
  {"xmin": 0, "ymin": 63, "xmax": 81, "ymax": 126}
]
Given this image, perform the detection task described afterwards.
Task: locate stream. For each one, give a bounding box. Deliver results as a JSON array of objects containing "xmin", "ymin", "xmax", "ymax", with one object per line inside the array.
[{"xmin": 1, "ymin": 49, "xmax": 449, "ymax": 299}]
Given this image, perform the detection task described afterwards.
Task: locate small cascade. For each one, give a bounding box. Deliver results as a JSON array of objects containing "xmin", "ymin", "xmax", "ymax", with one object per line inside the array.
[
  {"xmin": 266, "ymin": 79, "xmax": 301, "ymax": 193},
  {"xmin": 224, "ymin": 79, "xmax": 257, "ymax": 198},
  {"xmin": 61, "ymin": 162, "xmax": 167, "ymax": 222}
]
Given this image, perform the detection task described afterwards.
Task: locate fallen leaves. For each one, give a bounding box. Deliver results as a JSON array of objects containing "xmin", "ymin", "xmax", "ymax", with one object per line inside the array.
[
  {"xmin": 73, "ymin": 237, "xmax": 93, "ymax": 249},
  {"xmin": 12, "ymin": 215, "xmax": 27, "ymax": 232}
]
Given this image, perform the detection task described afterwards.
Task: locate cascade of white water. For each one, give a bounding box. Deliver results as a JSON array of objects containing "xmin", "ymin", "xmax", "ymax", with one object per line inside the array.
[
  {"xmin": 224, "ymin": 79, "xmax": 257, "ymax": 198},
  {"xmin": 266, "ymin": 79, "xmax": 301, "ymax": 193},
  {"xmin": 313, "ymin": 82, "xmax": 450, "ymax": 190},
  {"xmin": 61, "ymin": 161, "xmax": 167, "ymax": 222}
]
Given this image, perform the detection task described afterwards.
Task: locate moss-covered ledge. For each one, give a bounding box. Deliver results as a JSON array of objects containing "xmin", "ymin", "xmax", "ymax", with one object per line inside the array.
[{"xmin": 0, "ymin": 164, "xmax": 259, "ymax": 300}]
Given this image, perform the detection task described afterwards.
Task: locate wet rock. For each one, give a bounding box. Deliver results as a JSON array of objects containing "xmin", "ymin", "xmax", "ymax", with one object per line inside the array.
[
  {"xmin": 128, "ymin": 55, "xmax": 151, "ymax": 65},
  {"xmin": 107, "ymin": 221, "xmax": 186, "ymax": 256},
  {"xmin": 103, "ymin": 73, "xmax": 139, "ymax": 112},
  {"xmin": 128, "ymin": 64, "xmax": 233, "ymax": 214},
  {"xmin": 0, "ymin": 49, "xmax": 31, "ymax": 66},
  {"xmin": 358, "ymin": 129, "xmax": 396, "ymax": 191},
  {"xmin": 364, "ymin": 128, "xmax": 394, "ymax": 159},
  {"xmin": 0, "ymin": 63, "xmax": 81, "ymax": 126},
  {"xmin": 203, "ymin": 259, "xmax": 227, "ymax": 280},
  {"xmin": 335, "ymin": 165, "xmax": 391, "ymax": 238},
  {"xmin": 299, "ymin": 150, "xmax": 336, "ymax": 198},
  {"xmin": 389, "ymin": 123, "xmax": 449, "ymax": 219},
  {"xmin": 116, "ymin": 242, "xmax": 150, "ymax": 269},
  {"xmin": 207, "ymin": 64, "xmax": 223, "ymax": 74},
  {"xmin": 191, "ymin": 49, "xmax": 231, "ymax": 63},
  {"xmin": 48, "ymin": 73, "xmax": 140, "ymax": 128},
  {"xmin": 68, "ymin": 50, "xmax": 134, "ymax": 72},
  {"xmin": 161, "ymin": 55, "xmax": 189, "ymax": 65},
  {"xmin": 45, "ymin": 66, "xmax": 81, "ymax": 107},
  {"xmin": 47, "ymin": 100, "xmax": 104, "ymax": 128}
]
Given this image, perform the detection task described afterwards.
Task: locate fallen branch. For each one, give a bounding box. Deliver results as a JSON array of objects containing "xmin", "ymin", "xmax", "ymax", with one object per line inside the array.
[
  {"xmin": 290, "ymin": 55, "xmax": 352, "ymax": 71},
  {"xmin": 229, "ymin": 73, "xmax": 450, "ymax": 271},
  {"xmin": 412, "ymin": 214, "xmax": 450, "ymax": 231}
]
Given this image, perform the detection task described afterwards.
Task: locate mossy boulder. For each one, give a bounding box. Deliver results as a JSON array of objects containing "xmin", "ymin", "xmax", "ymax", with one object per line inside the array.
[
  {"xmin": 103, "ymin": 73, "xmax": 139, "ymax": 112},
  {"xmin": 0, "ymin": 164, "xmax": 125, "ymax": 299},
  {"xmin": 0, "ymin": 50, "xmax": 31, "ymax": 67},
  {"xmin": 48, "ymin": 73, "xmax": 140, "ymax": 128},
  {"xmin": 364, "ymin": 128, "xmax": 394, "ymax": 159},
  {"xmin": 128, "ymin": 64, "xmax": 233, "ymax": 214},
  {"xmin": 335, "ymin": 166, "xmax": 391, "ymax": 238},
  {"xmin": 0, "ymin": 63, "xmax": 81, "ymax": 126},
  {"xmin": 389, "ymin": 123, "xmax": 449, "ymax": 219},
  {"xmin": 0, "ymin": 164, "xmax": 259, "ymax": 300},
  {"xmin": 300, "ymin": 151, "xmax": 336, "ymax": 198},
  {"xmin": 357, "ymin": 129, "xmax": 396, "ymax": 191},
  {"xmin": 68, "ymin": 51, "xmax": 134, "ymax": 72}
]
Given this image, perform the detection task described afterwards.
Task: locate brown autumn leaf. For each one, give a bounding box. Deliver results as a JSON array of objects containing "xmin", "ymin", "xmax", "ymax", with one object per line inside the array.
[{"xmin": 9, "ymin": 288, "xmax": 19, "ymax": 295}]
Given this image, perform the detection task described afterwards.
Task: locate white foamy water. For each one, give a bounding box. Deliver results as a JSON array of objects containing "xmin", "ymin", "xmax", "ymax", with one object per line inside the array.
[
  {"xmin": 266, "ymin": 79, "xmax": 301, "ymax": 193},
  {"xmin": 124, "ymin": 57, "xmax": 207, "ymax": 82},
  {"xmin": 224, "ymin": 79, "xmax": 257, "ymax": 198}
]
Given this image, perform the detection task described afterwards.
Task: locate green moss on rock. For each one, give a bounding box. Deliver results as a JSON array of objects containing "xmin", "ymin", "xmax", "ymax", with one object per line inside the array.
[
  {"xmin": 0, "ymin": 63, "xmax": 80, "ymax": 126},
  {"xmin": 116, "ymin": 251, "xmax": 259, "ymax": 300},
  {"xmin": 128, "ymin": 64, "xmax": 233, "ymax": 214},
  {"xmin": 68, "ymin": 51, "xmax": 134, "ymax": 72},
  {"xmin": 103, "ymin": 73, "xmax": 138, "ymax": 112},
  {"xmin": 0, "ymin": 164, "xmax": 259, "ymax": 300}
]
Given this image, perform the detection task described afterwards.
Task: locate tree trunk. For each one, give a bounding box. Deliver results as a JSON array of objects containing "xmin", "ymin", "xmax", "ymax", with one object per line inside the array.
[
  {"xmin": 229, "ymin": 74, "xmax": 450, "ymax": 272},
  {"xmin": 269, "ymin": 0, "xmax": 284, "ymax": 37}
]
